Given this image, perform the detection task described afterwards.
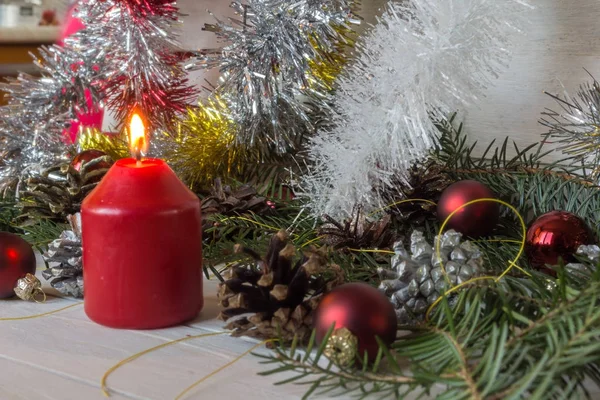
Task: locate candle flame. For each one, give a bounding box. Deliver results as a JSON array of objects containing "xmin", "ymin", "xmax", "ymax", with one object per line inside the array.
[{"xmin": 129, "ymin": 113, "xmax": 147, "ymax": 161}]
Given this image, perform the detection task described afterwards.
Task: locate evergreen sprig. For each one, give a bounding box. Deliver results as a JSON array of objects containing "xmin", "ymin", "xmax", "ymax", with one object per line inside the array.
[{"xmin": 0, "ymin": 201, "xmax": 19, "ymax": 233}]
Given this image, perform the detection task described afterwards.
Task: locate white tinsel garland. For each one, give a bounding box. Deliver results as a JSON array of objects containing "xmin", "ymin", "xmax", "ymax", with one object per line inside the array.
[{"xmin": 299, "ymin": 0, "xmax": 532, "ymax": 219}]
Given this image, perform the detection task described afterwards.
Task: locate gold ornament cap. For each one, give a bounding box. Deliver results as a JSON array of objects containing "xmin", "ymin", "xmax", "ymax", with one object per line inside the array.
[
  {"xmin": 324, "ymin": 327, "xmax": 358, "ymax": 366},
  {"xmin": 14, "ymin": 274, "xmax": 46, "ymax": 303}
]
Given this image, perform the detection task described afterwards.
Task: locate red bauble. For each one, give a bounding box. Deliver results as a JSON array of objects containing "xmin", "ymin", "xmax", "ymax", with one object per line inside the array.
[
  {"xmin": 314, "ymin": 283, "xmax": 397, "ymax": 361},
  {"xmin": 70, "ymin": 149, "xmax": 110, "ymax": 172},
  {"xmin": 525, "ymin": 211, "xmax": 593, "ymax": 273},
  {"xmin": 437, "ymin": 180, "xmax": 499, "ymax": 237},
  {"xmin": 0, "ymin": 232, "xmax": 37, "ymax": 299}
]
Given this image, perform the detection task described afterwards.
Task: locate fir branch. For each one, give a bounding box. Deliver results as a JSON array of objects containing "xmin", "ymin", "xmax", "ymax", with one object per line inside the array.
[
  {"xmin": 257, "ymin": 268, "xmax": 600, "ymax": 399},
  {"xmin": 18, "ymin": 219, "xmax": 67, "ymax": 251},
  {"xmin": 0, "ymin": 201, "xmax": 19, "ymax": 233}
]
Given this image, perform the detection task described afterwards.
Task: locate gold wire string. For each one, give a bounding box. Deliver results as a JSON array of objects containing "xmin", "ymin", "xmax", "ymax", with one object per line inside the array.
[
  {"xmin": 300, "ymin": 235, "xmax": 325, "ymax": 248},
  {"xmin": 101, "ymin": 332, "xmax": 229, "ymax": 397},
  {"xmin": 219, "ymin": 216, "xmax": 303, "ymax": 240},
  {"xmin": 174, "ymin": 339, "xmax": 275, "ymax": 400},
  {"xmin": 0, "ymin": 302, "xmax": 82, "ymax": 321},
  {"xmin": 347, "ymin": 248, "xmax": 395, "ymax": 255},
  {"xmin": 475, "ymin": 239, "xmax": 523, "ymax": 244},
  {"xmin": 426, "ymin": 198, "xmax": 529, "ymax": 321},
  {"xmin": 220, "ymin": 216, "xmax": 282, "ymax": 233},
  {"xmin": 368, "ymin": 198, "xmax": 438, "ymax": 217}
]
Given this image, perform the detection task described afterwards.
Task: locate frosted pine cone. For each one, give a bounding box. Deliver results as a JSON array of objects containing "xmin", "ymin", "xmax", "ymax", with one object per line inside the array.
[
  {"xmin": 378, "ymin": 230, "xmax": 484, "ymax": 325},
  {"xmin": 42, "ymin": 214, "xmax": 84, "ymax": 298}
]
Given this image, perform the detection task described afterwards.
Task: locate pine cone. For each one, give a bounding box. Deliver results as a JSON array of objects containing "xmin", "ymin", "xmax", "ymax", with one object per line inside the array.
[
  {"xmin": 17, "ymin": 154, "xmax": 112, "ymax": 224},
  {"xmin": 218, "ymin": 230, "xmax": 344, "ymax": 343},
  {"xmin": 319, "ymin": 205, "xmax": 396, "ymax": 250},
  {"xmin": 201, "ymin": 178, "xmax": 273, "ymax": 234},
  {"xmin": 378, "ymin": 230, "xmax": 484, "ymax": 325},
  {"xmin": 0, "ymin": 145, "xmax": 21, "ymax": 198},
  {"xmin": 384, "ymin": 161, "xmax": 453, "ymax": 229},
  {"xmin": 42, "ymin": 213, "xmax": 84, "ymax": 298}
]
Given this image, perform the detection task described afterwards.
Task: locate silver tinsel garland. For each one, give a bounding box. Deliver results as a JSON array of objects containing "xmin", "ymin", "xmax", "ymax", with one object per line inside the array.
[
  {"xmin": 71, "ymin": 0, "xmax": 197, "ymax": 135},
  {"xmin": 300, "ymin": 0, "xmax": 532, "ymax": 219},
  {"xmin": 0, "ymin": 45, "xmax": 99, "ymax": 193},
  {"xmin": 187, "ymin": 0, "xmax": 357, "ymax": 153}
]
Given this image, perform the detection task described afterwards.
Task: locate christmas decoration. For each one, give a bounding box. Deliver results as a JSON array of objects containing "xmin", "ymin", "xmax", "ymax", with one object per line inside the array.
[
  {"xmin": 58, "ymin": 3, "xmax": 104, "ymax": 143},
  {"xmin": 189, "ymin": 0, "xmax": 356, "ymax": 153},
  {"xmin": 300, "ymin": 0, "xmax": 530, "ymax": 219},
  {"xmin": 541, "ymin": 77, "xmax": 600, "ymax": 179},
  {"xmin": 0, "ymin": 232, "xmax": 37, "ymax": 299},
  {"xmin": 437, "ymin": 180, "xmax": 499, "ymax": 237},
  {"xmin": 259, "ymin": 118, "xmax": 600, "ymax": 399},
  {"xmin": 0, "ymin": 0, "xmax": 196, "ymax": 193},
  {"xmin": 526, "ymin": 210, "xmax": 594, "ymax": 272},
  {"xmin": 18, "ymin": 153, "xmax": 112, "ymax": 223},
  {"xmin": 218, "ymin": 230, "xmax": 344, "ymax": 342},
  {"xmin": 0, "ymin": 44, "xmax": 91, "ymax": 193},
  {"xmin": 14, "ymin": 273, "xmax": 45, "ymax": 302},
  {"xmin": 5, "ymin": 0, "xmax": 600, "ymax": 397},
  {"xmin": 159, "ymin": 98, "xmax": 237, "ymax": 190},
  {"xmin": 72, "ymin": 0, "xmax": 197, "ymax": 134},
  {"xmin": 378, "ymin": 230, "xmax": 484, "ymax": 325},
  {"xmin": 318, "ymin": 206, "xmax": 396, "ymax": 250},
  {"xmin": 42, "ymin": 214, "xmax": 84, "ymax": 298},
  {"xmin": 314, "ymin": 282, "xmax": 397, "ymax": 363}
]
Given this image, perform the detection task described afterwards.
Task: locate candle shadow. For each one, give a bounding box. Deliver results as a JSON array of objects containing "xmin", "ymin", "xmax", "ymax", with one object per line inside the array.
[{"xmin": 187, "ymin": 286, "xmax": 221, "ymax": 323}]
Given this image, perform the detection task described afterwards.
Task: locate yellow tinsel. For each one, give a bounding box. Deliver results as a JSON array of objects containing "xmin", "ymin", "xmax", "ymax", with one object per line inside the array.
[
  {"xmin": 164, "ymin": 96, "xmax": 242, "ymax": 190},
  {"xmin": 308, "ymin": 25, "xmax": 356, "ymax": 91},
  {"xmin": 78, "ymin": 128, "xmax": 129, "ymax": 161}
]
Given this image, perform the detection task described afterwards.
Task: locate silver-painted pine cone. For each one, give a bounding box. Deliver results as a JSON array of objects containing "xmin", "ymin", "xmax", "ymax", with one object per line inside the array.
[
  {"xmin": 42, "ymin": 213, "xmax": 84, "ymax": 298},
  {"xmin": 378, "ymin": 230, "xmax": 484, "ymax": 325}
]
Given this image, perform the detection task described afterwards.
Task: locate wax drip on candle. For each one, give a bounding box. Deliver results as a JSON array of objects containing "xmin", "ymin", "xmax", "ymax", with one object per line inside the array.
[{"xmin": 129, "ymin": 113, "xmax": 148, "ymax": 166}]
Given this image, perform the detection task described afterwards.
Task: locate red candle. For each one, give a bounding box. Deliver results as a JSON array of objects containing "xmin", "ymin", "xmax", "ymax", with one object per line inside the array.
[{"xmin": 81, "ymin": 114, "xmax": 203, "ymax": 329}]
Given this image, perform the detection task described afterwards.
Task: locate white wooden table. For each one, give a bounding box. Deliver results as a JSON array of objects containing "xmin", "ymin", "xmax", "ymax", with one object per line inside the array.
[{"xmin": 0, "ymin": 255, "xmax": 314, "ymax": 400}]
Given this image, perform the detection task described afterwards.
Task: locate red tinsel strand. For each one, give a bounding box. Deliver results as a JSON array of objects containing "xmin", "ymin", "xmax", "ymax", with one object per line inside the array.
[
  {"xmin": 111, "ymin": 0, "xmax": 179, "ymax": 19},
  {"xmin": 75, "ymin": 0, "xmax": 197, "ymax": 135}
]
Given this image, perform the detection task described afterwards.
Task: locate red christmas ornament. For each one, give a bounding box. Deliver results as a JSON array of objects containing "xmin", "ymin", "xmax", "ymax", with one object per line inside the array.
[
  {"xmin": 0, "ymin": 232, "xmax": 37, "ymax": 299},
  {"xmin": 437, "ymin": 180, "xmax": 499, "ymax": 237},
  {"xmin": 525, "ymin": 211, "xmax": 593, "ymax": 273},
  {"xmin": 314, "ymin": 283, "xmax": 397, "ymax": 362}
]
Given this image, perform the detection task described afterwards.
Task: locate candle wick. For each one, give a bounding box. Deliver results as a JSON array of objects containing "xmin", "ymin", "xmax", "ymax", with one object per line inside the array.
[{"xmin": 133, "ymin": 136, "xmax": 144, "ymax": 166}]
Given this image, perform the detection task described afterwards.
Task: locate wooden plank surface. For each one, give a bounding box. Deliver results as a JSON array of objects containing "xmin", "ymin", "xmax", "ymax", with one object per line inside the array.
[{"xmin": 0, "ymin": 257, "xmax": 311, "ymax": 400}]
